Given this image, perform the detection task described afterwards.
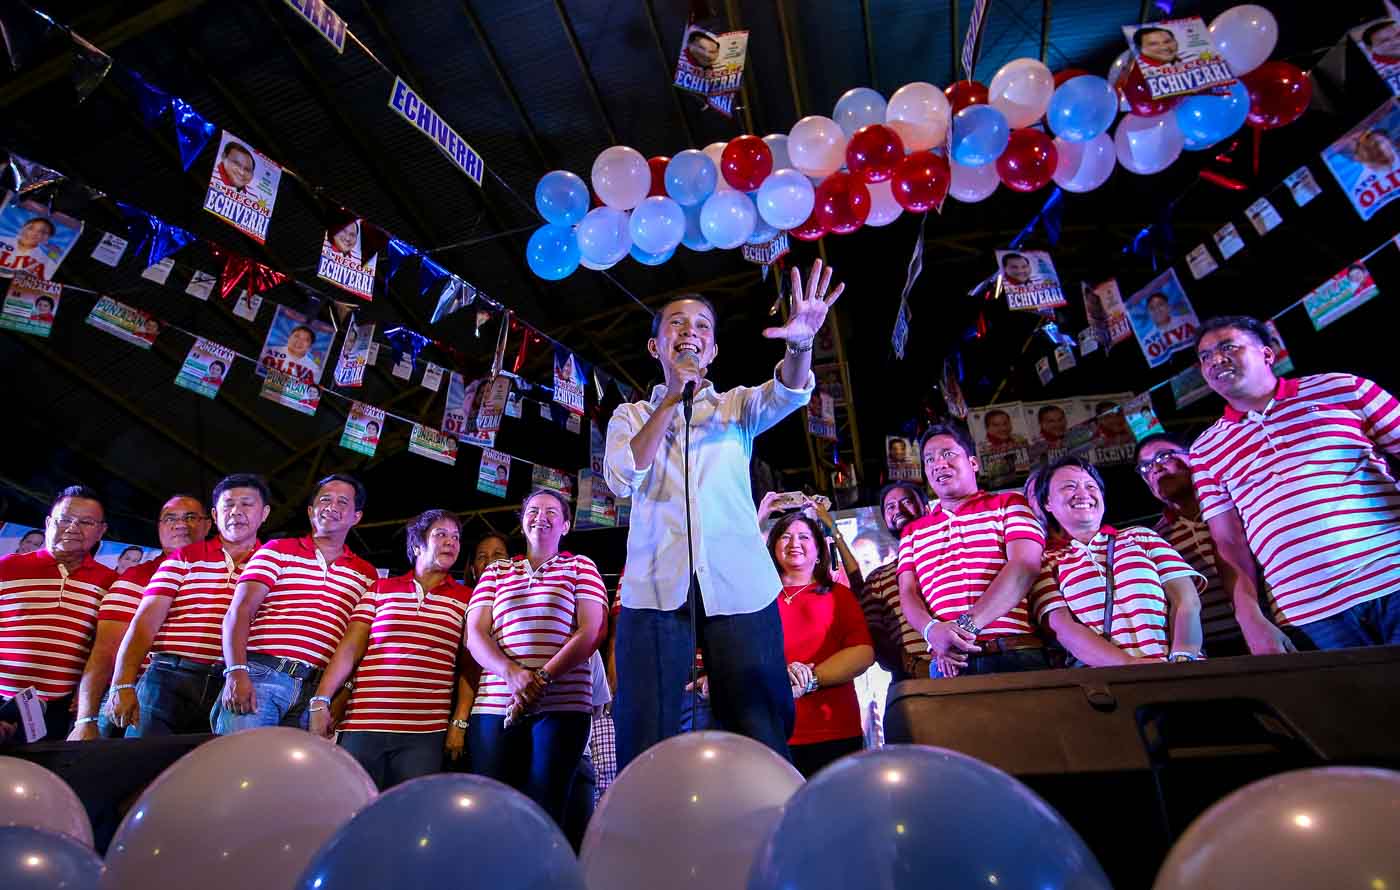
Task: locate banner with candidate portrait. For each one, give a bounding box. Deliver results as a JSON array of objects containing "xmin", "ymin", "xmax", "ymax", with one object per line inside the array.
[
  {"xmin": 1083, "ymin": 279, "xmax": 1132, "ymax": 349},
  {"xmin": 258, "ymin": 304, "xmax": 333, "ymax": 385},
  {"xmin": 339, "ymin": 402, "xmax": 383, "ymax": 457},
  {"xmin": 0, "ymin": 522, "xmax": 46, "ymax": 557},
  {"xmin": 1304, "ymin": 260, "xmax": 1381, "ymax": 330},
  {"xmin": 531, "ymin": 465, "xmax": 574, "ymax": 500},
  {"xmin": 259, "ymin": 366, "xmax": 320, "ymax": 416},
  {"xmin": 1022, "ymin": 398, "xmax": 1089, "ymax": 464},
  {"xmin": 1124, "ymin": 393, "xmax": 1165, "ymax": 442},
  {"xmin": 885, "ymin": 435, "xmax": 920, "ymax": 482},
  {"xmin": 442, "ymin": 372, "xmax": 496, "ymax": 448},
  {"xmin": 1321, "ymin": 98, "xmax": 1400, "ymax": 221},
  {"xmin": 477, "ymin": 375, "xmax": 510, "ymax": 435},
  {"xmin": 174, "ymin": 337, "xmax": 235, "ymax": 399},
  {"xmin": 95, "ymin": 540, "xmax": 162, "ymax": 574},
  {"xmin": 968, "ymin": 403, "xmax": 1031, "ymax": 484},
  {"xmin": 1080, "ymin": 393, "xmax": 1138, "ymax": 465},
  {"xmin": 996, "ymin": 250, "xmax": 1066, "ymax": 312},
  {"xmin": 576, "ymin": 470, "xmax": 619, "ymax": 529},
  {"xmin": 0, "ymin": 273, "xmax": 60, "ymax": 337},
  {"xmin": 1125, "ymin": 269, "xmax": 1199, "ymax": 368},
  {"xmin": 477, "ymin": 448, "xmax": 510, "ymax": 498},
  {"xmin": 674, "ymin": 24, "xmax": 748, "ymax": 99},
  {"xmin": 408, "ymin": 423, "xmax": 457, "ymax": 466},
  {"xmin": 333, "ymin": 321, "xmax": 374, "ymax": 388},
  {"xmin": 203, "ymin": 130, "xmax": 282, "ymax": 243},
  {"xmin": 552, "ymin": 347, "xmax": 587, "ymax": 415},
  {"xmin": 0, "ymin": 194, "xmax": 84, "ymax": 281},
  {"xmin": 1352, "ymin": 17, "xmax": 1400, "ymax": 95},
  {"xmin": 807, "ymin": 390, "xmax": 837, "ymax": 440},
  {"xmin": 317, "ymin": 218, "xmax": 377, "ymax": 301},
  {"xmin": 86, "ymin": 296, "xmax": 160, "ymax": 349},
  {"xmin": 1264, "ymin": 319, "xmax": 1294, "ymax": 374},
  {"xmin": 1122, "ymin": 17, "xmax": 1234, "ymax": 100}
]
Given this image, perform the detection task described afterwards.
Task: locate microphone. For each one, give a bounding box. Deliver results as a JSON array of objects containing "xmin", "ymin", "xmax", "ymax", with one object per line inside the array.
[{"xmin": 682, "ymin": 380, "xmax": 696, "ymax": 423}]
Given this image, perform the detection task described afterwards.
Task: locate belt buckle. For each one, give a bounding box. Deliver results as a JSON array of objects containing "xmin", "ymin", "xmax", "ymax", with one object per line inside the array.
[{"xmin": 276, "ymin": 656, "xmax": 295, "ymax": 676}]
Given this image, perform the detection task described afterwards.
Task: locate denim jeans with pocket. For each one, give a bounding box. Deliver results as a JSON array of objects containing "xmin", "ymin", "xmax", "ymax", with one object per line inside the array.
[
  {"xmin": 210, "ymin": 661, "xmax": 312, "ymax": 735},
  {"xmin": 467, "ymin": 710, "xmax": 591, "ymax": 825},
  {"xmin": 338, "ymin": 730, "xmax": 446, "ymax": 789},
  {"xmin": 1293, "ymin": 593, "xmax": 1400, "ymax": 650},
  {"xmin": 128, "ymin": 655, "xmax": 224, "ymax": 737}
]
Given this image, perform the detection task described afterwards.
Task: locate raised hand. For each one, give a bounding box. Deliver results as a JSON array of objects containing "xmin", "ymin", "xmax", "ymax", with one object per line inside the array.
[{"xmin": 763, "ymin": 259, "xmax": 846, "ymax": 345}]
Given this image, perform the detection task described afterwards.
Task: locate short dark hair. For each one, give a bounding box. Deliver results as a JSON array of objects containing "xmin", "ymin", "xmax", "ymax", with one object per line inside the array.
[
  {"xmin": 1147, "ymin": 292, "xmax": 1169, "ymax": 306},
  {"xmin": 1134, "ymin": 432, "xmax": 1190, "ymax": 462},
  {"xmin": 120, "ymin": 545, "xmax": 142, "ymax": 558},
  {"xmin": 919, "ymin": 422, "xmax": 976, "ymax": 460},
  {"xmin": 766, "ymin": 512, "xmax": 834, "ymax": 592},
  {"xmin": 34, "ymin": 296, "xmax": 53, "ymax": 310},
  {"xmin": 1038, "ymin": 404, "xmax": 1066, "ymax": 420},
  {"xmin": 162, "ymin": 493, "xmax": 207, "ymax": 513},
  {"xmin": 1035, "ymin": 456, "xmax": 1107, "ymax": 533},
  {"xmin": 405, "ymin": 509, "xmax": 461, "ymax": 563},
  {"xmin": 208, "ymin": 360, "xmax": 226, "ymax": 375},
  {"xmin": 1362, "ymin": 20, "xmax": 1396, "ymax": 47},
  {"xmin": 474, "ymin": 532, "xmax": 510, "ymax": 555},
  {"xmin": 22, "ymin": 217, "xmax": 55, "ymax": 237},
  {"xmin": 213, "ymin": 473, "xmax": 271, "ymax": 508},
  {"xmin": 222, "ymin": 141, "xmax": 253, "ymax": 160},
  {"xmin": 521, "ymin": 488, "xmax": 572, "ymax": 525},
  {"xmin": 1193, "ymin": 315, "xmax": 1275, "ymax": 355},
  {"xmin": 1001, "ymin": 252, "xmax": 1028, "ymax": 266},
  {"xmin": 53, "ymin": 485, "xmax": 102, "ymax": 514},
  {"xmin": 687, "ymin": 31, "xmax": 719, "ymax": 47},
  {"xmin": 289, "ymin": 324, "xmax": 316, "ymax": 342},
  {"xmin": 651, "ymin": 294, "xmax": 719, "ymax": 338},
  {"xmin": 877, "ymin": 482, "xmax": 929, "ymax": 535},
  {"xmin": 19, "ymin": 529, "xmax": 43, "ymax": 542},
  {"xmin": 1347, "ymin": 263, "xmax": 1366, "ymax": 275},
  {"xmin": 985, "ymin": 408, "xmax": 1010, "ymax": 423},
  {"xmin": 1133, "ymin": 26, "xmax": 1173, "ymax": 50},
  {"xmin": 314, "ymin": 473, "xmax": 367, "ymax": 511}
]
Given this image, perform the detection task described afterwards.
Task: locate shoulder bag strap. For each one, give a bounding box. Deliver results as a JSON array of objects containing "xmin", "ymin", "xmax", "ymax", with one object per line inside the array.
[{"xmin": 1101, "ymin": 536, "xmax": 1118, "ymax": 639}]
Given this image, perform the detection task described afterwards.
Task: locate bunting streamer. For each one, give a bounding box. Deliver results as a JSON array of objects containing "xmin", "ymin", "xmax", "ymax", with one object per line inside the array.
[
  {"xmin": 209, "ymin": 244, "xmax": 288, "ymax": 300},
  {"xmin": 115, "ymin": 202, "xmax": 195, "ymax": 267}
]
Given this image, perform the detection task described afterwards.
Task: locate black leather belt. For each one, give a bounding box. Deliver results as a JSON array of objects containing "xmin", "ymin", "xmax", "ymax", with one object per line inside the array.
[{"xmin": 248, "ymin": 651, "xmax": 321, "ymax": 681}]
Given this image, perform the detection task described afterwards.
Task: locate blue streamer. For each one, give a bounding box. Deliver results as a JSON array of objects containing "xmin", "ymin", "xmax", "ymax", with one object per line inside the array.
[
  {"xmin": 418, "ymin": 255, "xmax": 449, "ymax": 297},
  {"xmin": 116, "ymin": 201, "xmax": 195, "ymax": 266},
  {"xmin": 169, "ymin": 96, "xmax": 215, "ymax": 171},
  {"xmin": 380, "ymin": 237, "xmax": 419, "ymax": 284},
  {"xmin": 383, "ymin": 325, "xmax": 430, "ymax": 366},
  {"xmin": 114, "ymin": 67, "xmax": 169, "ymax": 129}
]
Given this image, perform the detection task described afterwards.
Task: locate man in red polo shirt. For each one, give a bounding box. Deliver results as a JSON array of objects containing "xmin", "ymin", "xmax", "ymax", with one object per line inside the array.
[
  {"xmin": 0, "ymin": 485, "xmax": 118, "ymax": 742},
  {"xmin": 67, "ymin": 493, "xmax": 212, "ymax": 739},
  {"xmin": 896, "ymin": 423, "xmax": 1047, "ymax": 678},
  {"xmin": 1191, "ymin": 315, "xmax": 1400, "ymax": 652},
  {"xmin": 214, "ymin": 474, "xmax": 377, "ymax": 734}
]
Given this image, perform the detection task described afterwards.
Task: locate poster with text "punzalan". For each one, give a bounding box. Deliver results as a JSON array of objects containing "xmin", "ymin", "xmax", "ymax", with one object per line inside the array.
[
  {"xmin": 340, "ymin": 402, "xmax": 384, "ymax": 457},
  {"xmin": 0, "ymin": 273, "xmax": 60, "ymax": 337},
  {"xmin": 203, "ymin": 131, "xmax": 282, "ymax": 244},
  {"xmin": 86, "ymin": 296, "xmax": 160, "ymax": 348},
  {"xmin": 174, "ymin": 337, "xmax": 235, "ymax": 399},
  {"xmin": 259, "ymin": 366, "xmax": 320, "ymax": 416},
  {"xmin": 409, "ymin": 423, "xmax": 457, "ymax": 465}
]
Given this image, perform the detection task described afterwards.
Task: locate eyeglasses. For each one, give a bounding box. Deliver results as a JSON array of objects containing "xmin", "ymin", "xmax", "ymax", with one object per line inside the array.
[
  {"xmin": 159, "ymin": 513, "xmax": 208, "ymax": 526},
  {"xmin": 1136, "ymin": 450, "xmax": 1187, "ymax": 476},
  {"xmin": 50, "ymin": 516, "xmax": 103, "ymax": 530}
]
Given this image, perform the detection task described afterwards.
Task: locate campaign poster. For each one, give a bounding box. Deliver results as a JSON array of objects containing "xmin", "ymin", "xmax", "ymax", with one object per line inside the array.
[
  {"xmin": 1083, "ymin": 279, "xmax": 1132, "ymax": 349},
  {"xmin": 1082, "ymin": 394, "xmax": 1138, "ymax": 465},
  {"xmin": 408, "ymin": 423, "xmax": 457, "ymax": 466},
  {"xmin": 86, "ymin": 296, "xmax": 160, "ymax": 348},
  {"xmin": 1245, "ymin": 197, "xmax": 1283, "ymax": 235},
  {"xmin": 91, "ymin": 232, "xmax": 127, "ymax": 267},
  {"xmin": 333, "ymin": 321, "xmax": 374, "ymax": 388},
  {"xmin": 203, "ymin": 130, "xmax": 282, "ymax": 243},
  {"xmin": 1023, "ymin": 398, "xmax": 1089, "ymax": 463},
  {"xmin": 257, "ymin": 304, "xmax": 333, "ymax": 385},
  {"xmin": 316, "ymin": 218, "xmax": 377, "ymax": 301},
  {"xmin": 1304, "ymin": 261, "xmax": 1381, "ymax": 330},
  {"xmin": 815, "ymin": 363, "xmax": 846, "ymax": 406},
  {"xmin": 553, "ymin": 347, "xmax": 586, "ymax": 415},
  {"xmin": 531, "ymin": 465, "xmax": 574, "ymax": 500},
  {"xmin": 996, "ymin": 250, "xmax": 1066, "ymax": 311},
  {"xmin": 1351, "ymin": 17, "xmax": 1400, "ymax": 95},
  {"xmin": 142, "ymin": 257, "xmax": 175, "ymax": 285},
  {"xmin": 174, "ymin": 337, "xmax": 235, "ymax": 399},
  {"xmin": 477, "ymin": 375, "xmax": 511, "ymax": 435},
  {"xmin": 674, "ymin": 24, "xmax": 748, "ymax": 98},
  {"xmin": 969, "ymin": 403, "xmax": 1030, "ymax": 483},
  {"xmin": 1122, "ymin": 17, "xmax": 1235, "ymax": 100},
  {"xmin": 0, "ymin": 195, "xmax": 83, "ymax": 281},
  {"xmin": 885, "ymin": 435, "xmax": 921, "ymax": 482},
  {"xmin": 807, "ymin": 390, "xmax": 837, "ymax": 440},
  {"xmin": 443, "ymin": 373, "xmax": 496, "ymax": 448},
  {"xmin": 1186, "ymin": 244, "xmax": 1218, "ymax": 279},
  {"xmin": 1125, "ymin": 269, "xmax": 1199, "ymax": 368},
  {"xmin": 1123, "ymin": 393, "xmax": 1165, "ymax": 441},
  {"xmin": 186, "ymin": 270, "xmax": 216, "ymax": 301},
  {"xmin": 232, "ymin": 289, "xmax": 262, "ymax": 321},
  {"xmin": 422, "ymin": 362, "xmax": 444, "ymax": 393},
  {"xmin": 576, "ymin": 470, "xmax": 619, "ymax": 529},
  {"xmin": 1264, "ymin": 319, "xmax": 1294, "ymax": 375},
  {"xmin": 259, "ymin": 366, "xmax": 320, "ymax": 416},
  {"xmin": 504, "ymin": 388, "xmax": 523, "ymax": 418},
  {"xmin": 339, "ymin": 402, "xmax": 383, "ymax": 457},
  {"xmin": 1324, "ymin": 98, "xmax": 1400, "ymax": 221},
  {"xmin": 95, "ymin": 540, "xmax": 161, "ymax": 574},
  {"xmin": 940, "ymin": 355, "xmax": 968, "ymax": 419},
  {"xmin": 1054, "ymin": 345, "xmax": 1076, "ymax": 372},
  {"xmin": 1035, "ymin": 356, "xmax": 1054, "ymax": 384},
  {"xmin": 0, "ymin": 522, "xmax": 46, "ymax": 557},
  {"xmin": 1078, "ymin": 327, "xmax": 1099, "ymax": 356},
  {"xmin": 0, "ymin": 273, "xmax": 60, "ymax": 337},
  {"xmin": 1170, "ymin": 365, "xmax": 1213, "ymax": 408},
  {"xmin": 1284, "ymin": 166, "xmax": 1323, "ymax": 207},
  {"xmin": 1213, "ymin": 222, "xmax": 1245, "ymax": 259},
  {"xmin": 477, "ymin": 449, "xmax": 510, "ymax": 497}
]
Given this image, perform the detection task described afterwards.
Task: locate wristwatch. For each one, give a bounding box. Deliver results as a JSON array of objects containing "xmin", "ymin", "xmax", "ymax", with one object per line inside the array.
[
  {"xmin": 534, "ymin": 667, "xmax": 553, "ymax": 684},
  {"xmin": 450, "ymin": 718, "xmax": 469, "ymax": 730},
  {"xmin": 955, "ymin": 612, "xmax": 980, "ymax": 636},
  {"xmin": 1168, "ymin": 652, "xmax": 1203, "ymax": 663}
]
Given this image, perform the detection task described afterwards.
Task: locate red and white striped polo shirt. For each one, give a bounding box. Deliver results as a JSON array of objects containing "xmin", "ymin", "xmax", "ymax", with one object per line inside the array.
[
  {"xmin": 469, "ymin": 553, "xmax": 608, "ymax": 717},
  {"xmin": 340, "ymin": 573, "xmax": 472, "ymax": 734},
  {"xmin": 144, "ymin": 538, "xmax": 261, "ymax": 664},
  {"xmin": 896, "ymin": 491, "xmax": 1046, "ymax": 637},
  {"xmin": 864, "ymin": 562, "xmax": 926, "ymax": 667},
  {"xmin": 0, "ymin": 551, "xmax": 118, "ymax": 700},
  {"xmin": 1153, "ymin": 511, "xmax": 1242, "ymax": 647},
  {"xmin": 1190, "ymin": 374, "xmax": 1400, "ymax": 627},
  {"xmin": 240, "ymin": 537, "xmax": 377, "ymax": 668},
  {"xmin": 1031, "ymin": 526, "xmax": 1203, "ymax": 660},
  {"xmin": 97, "ymin": 556, "xmax": 166, "ymax": 625}
]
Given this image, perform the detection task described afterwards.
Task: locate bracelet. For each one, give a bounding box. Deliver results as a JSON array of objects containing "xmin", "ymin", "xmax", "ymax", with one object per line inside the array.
[
  {"xmin": 310, "ymin": 695, "xmax": 332, "ymax": 707},
  {"xmin": 450, "ymin": 718, "xmax": 470, "ymax": 730},
  {"xmin": 308, "ymin": 702, "xmax": 330, "ymax": 713},
  {"xmin": 222, "ymin": 664, "xmax": 249, "ymax": 677},
  {"xmin": 110, "ymin": 683, "xmax": 137, "ymax": 692},
  {"xmin": 785, "ymin": 339, "xmax": 814, "ymax": 355},
  {"xmin": 74, "ymin": 716, "xmax": 99, "ymax": 726},
  {"xmin": 921, "ymin": 618, "xmax": 938, "ymax": 644},
  {"xmin": 1168, "ymin": 651, "xmax": 1204, "ymax": 663}
]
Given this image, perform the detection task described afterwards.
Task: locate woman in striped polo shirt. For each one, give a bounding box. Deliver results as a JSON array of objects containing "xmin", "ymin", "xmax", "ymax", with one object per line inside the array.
[{"xmin": 465, "ymin": 488, "xmax": 608, "ymax": 824}]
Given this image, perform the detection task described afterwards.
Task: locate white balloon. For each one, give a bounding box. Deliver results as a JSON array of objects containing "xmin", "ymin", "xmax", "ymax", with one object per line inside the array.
[
  {"xmin": 1208, "ymin": 5, "xmax": 1279, "ymax": 77},
  {"xmin": 699, "ymin": 189, "xmax": 757, "ymax": 249},
  {"xmin": 1052, "ymin": 132, "xmax": 1116, "ymax": 192},
  {"xmin": 763, "ymin": 133, "xmax": 793, "ymax": 172},
  {"xmin": 580, "ymin": 256, "xmax": 618, "ymax": 271},
  {"xmin": 949, "ymin": 160, "xmax": 999, "ymax": 202},
  {"xmin": 1114, "ymin": 113, "xmax": 1185, "ymax": 175},
  {"xmin": 833, "ymin": 87, "xmax": 888, "ymax": 137},
  {"xmin": 702, "ymin": 141, "xmax": 734, "ymax": 191},
  {"xmin": 756, "ymin": 168, "xmax": 816, "ymax": 230},
  {"xmin": 886, "ymin": 81, "xmax": 951, "ymax": 152},
  {"xmin": 988, "ymin": 57, "xmax": 1056, "ymax": 129},
  {"xmin": 864, "ymin": 179, "xmax": 903, "ymax": 226},
  {"xmin": 0, "ymin": 757, "xmax": 94, "ymax": 846},
  {"xmin": 591, "ymin": 145, "xmax": 651, "ymax": 210},
  {"xmin": 576, "ymin": 206, "xmax": 632, "ymax": 266},
  {"xmin": 1107, "ymin": 49, "xmax": 1134, "ymax": 111},
  {"xmin": 788, "ymin": 115, "xmax": 848, "ymax": 178},
  {"xmin": 629, "ymin": 195, "xmax": 686, "ymax": 255}
]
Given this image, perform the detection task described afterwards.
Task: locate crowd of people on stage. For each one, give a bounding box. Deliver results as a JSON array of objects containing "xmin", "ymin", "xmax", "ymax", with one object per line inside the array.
[{"xmin": 3, "ymin": 301, "xmax": 1400, "ymax": 836}]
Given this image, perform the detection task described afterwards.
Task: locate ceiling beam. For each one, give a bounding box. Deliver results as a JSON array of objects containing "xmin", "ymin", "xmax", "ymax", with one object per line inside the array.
[
  {"xmin": 721, "ymin": 0, "xmax": 760, "ymax": 134},
  {"xmin": 453, "ymin": 0, "xmax": 555, "ymax": 168},
  {"xmin": 774, "ymin": 0, "xmax": 810, "ymax": 118},
  {"xmin": 640, "ymin": 0, "xmax": 700, "ymax": 148},
  {"xmin": 10, "ymin": 414, "xmax": 169, "ymax": 505},
  {"xmin": 859, "ymin": 0, "xmax": 879, "ymax": 93},
  {"xmin": 949, "ymin": 0, "xmax": 961, "ymax": 83},
  {"xmin": 1040, "ymin": 0, "xmax": 1054, "ymax": 64},
  {"xmin": 550, "ymin": 0, "xmax": 620, "ymax": 146}
]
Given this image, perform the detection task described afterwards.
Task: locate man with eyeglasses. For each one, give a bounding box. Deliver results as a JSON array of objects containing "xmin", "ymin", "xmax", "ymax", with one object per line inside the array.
[
  {"xmin": 68, "ymin": 493, "xmax": 212, "ymax": 739},
  {"xmin": 0, "ymin": 486, "xmax": 118, "ymax": 742},
  {"xmin": 1134, "ymin": 434, "xmax": 1248, "ymax": 656},
  {"xmin": 1190, "ymin": 315, "xmax": 1400, "ymax": 652}
]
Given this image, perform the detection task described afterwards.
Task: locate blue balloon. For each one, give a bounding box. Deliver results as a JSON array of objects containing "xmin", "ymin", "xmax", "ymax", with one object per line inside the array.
[
  {"xmin": 1177, "ymin": 80, "xmax": 1250, "ymax": 151},
  {"xmin": 298, "ymin": 774, "xmax": 584, "ymax": 890},
  {"xmin": 526, "ymin": 223, "xmax": 580, "ymax": 280},
  {"xmin": 949, "ymin": 104, "xmax": 1010, "ymax": 167},
  {"xmin": 630, "ymin": 243, "xmax": 675, "ymax": 266},
  {"xmin": 665, "ymin": 149, "xmax": 719, "ymax": 207},
  {"xmin": 681, "ymin": 204, "xmax": 713, "ymax": 251},
  {"xmin": 0, "ymin": 827, "xmax": 102, "ymax": 890},
  {"xmin": 1046, "ymin": 75, "xmax": 1118, "ymax": 143},
  {"xmin": 748, "ymin": 747, "xmax": 1112, "ymax": 890},
  {"xmin": 534, "ymin": 170, "xmax": 590, "ymax": 226}
]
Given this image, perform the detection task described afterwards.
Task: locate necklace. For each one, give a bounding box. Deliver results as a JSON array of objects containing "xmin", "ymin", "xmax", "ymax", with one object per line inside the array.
[{"xmin": 782, "ymin": 582, "xmax": 815, "ymax": 604}]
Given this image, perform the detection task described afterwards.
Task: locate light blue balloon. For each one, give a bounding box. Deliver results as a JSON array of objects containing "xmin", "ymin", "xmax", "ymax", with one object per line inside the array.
[
  {"xmin": 756, "ymin": 168, "xmax": 816, "ymax": 230},
  {"xmin": 665, "ymin": 149, "xmax": 718, "ymax": 207},
  {"xmin": 949, "ymin": 104, "xmax": 1010, "ymax": 167},
  {"xmin": 699, "ymin": 189, "xmax": 757, "ymax": 249},
  {"xmin": 534, "ymin": 170, "xmax": 590, "ymax": 226},
  {"xmin": 833, "ymin": 87, "xmax": 887, "ymax": 137},
  {"xmin": 298, "ymin": 775, "xmax": 584, "ymax": 890},
  {"xmin": 526, "ymin": 223, "xmax": 580, "ymax": 280},
  {"xmin": 630, "ymin": 243, "xmax": 675, "ymax": 266},
  {"xmin": 747, "ymin": 747, "xmax": 1112, "ymax": 890},
  {"xmin": 0, "ymin": 827, "xmax": 102, "ymax": 890},
  {"xmin": 747, "ymin": 200, "xmax": 779, "ymax": 245},
  {"xmin": 681, "ymin": 204, "xmax": 713, "ymax": 251},
  {"xmin": 629, "ymin": 195, "xmax": 686, "ymax": 255},
  {"xmin": 576, "ymin": 206, "xmax": 631, "ymax": 266},
  {"xmin": 1046, "ymin": 75, "xmax": 1118, "ymax": 143},
  {"xmin": 1177, "ymin": 80, "xmax": 1250, "ymax": 151}
]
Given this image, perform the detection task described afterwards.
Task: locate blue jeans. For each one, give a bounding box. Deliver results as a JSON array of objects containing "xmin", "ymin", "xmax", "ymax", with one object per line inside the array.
[
  {"xmin": 467, "ymin": 711, "xmax": 591, "ymax": 825},
  {"xmin": 128, "ymin": 655, "xmax": 223, "ymax": 737},
  {"xmin": 1295, "ymin": 594, "xmax": 1400, "ymax": 650},
  {"xmin": 339, "ymin": 730, "xmax": 446, "ymax": 790},
  {"xmin": 930, "ymin": 647, "xmax": 1051, "ymax": 677},
  {"xmin": 209, "ymin": 661, "xmax": 313, "ymax": 735},
  {"xmin": 614, "ymin": 598, "xmax": 794, "ymax": 771}
]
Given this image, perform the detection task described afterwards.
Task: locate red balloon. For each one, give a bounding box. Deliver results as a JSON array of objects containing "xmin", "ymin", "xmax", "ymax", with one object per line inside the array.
[
  {"xmin": 1242, "ymin": 61, "xmax": 1312, "ymax": 130},
  {"xmin": 647, "ymin": 156, "xmax": 670, "ymax": 197},
  {"xmin": 1117, "ymin": 64, "xmax": 1181, "ymax": 117},
  {"xmin": 890, "ymin": 151, "xmax": 950, "ymax": 212},
  {"xmin": 1053, "ymin": 68, "xmax": 1090, "ymax": 87},
  {"xmin": 944, "ymin": 80, "xmax": 989, "ymax": 114},
  {"xmin": 720, "ymin": 135, "xmax": 773, "ymax": 191},
  {"xmin": 846, "ymin": 124, "xmax": 905, "ymax": 183},
  {"xmin": 790, "ymin": 208, "xmax": 827, "ymax": 241},
  {"xmin": 812, "ymin": 171, "xmax": 871, "ymax": 235},
  {"xmin": 995, "ymin": 129, "xmax": 1058, "ymax": 193}
]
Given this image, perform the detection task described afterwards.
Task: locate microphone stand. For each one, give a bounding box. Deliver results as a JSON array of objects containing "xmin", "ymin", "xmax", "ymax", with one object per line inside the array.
[{"xmin": 681, "ymin": 379, "xmax": 701, "ymax": 732}]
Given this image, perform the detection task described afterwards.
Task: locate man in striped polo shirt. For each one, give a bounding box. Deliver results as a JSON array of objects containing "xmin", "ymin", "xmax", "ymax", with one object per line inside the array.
[
  {"xmin": 0, "ymin": 486, "xmax": 118, "ymax": 742},
  {"xmin": 1191, "ymin": 315, "xmax": 1400, "ymax": 652},
  {"xmin": 858, "ymin": 482, "xmax": 930, "ymax": 680},
  {"xmin": 105, "ymin": 475, "xmax": 270, "ymax": 736},
  {"xmin": 214, "ymin": 474, "xmax": 376, "ymax": 734},
  {"xmin": 897, "ymin": 423, "xmax": 1047, "ymax": 678},
  {"xmin": 1134, "ymin": 434, "xmax": 1248, "ymax": 656},
  {"xmin": 67, "ymin": 493, "xmax": 211, "ymax": 739}
]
